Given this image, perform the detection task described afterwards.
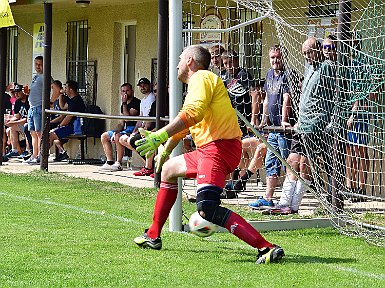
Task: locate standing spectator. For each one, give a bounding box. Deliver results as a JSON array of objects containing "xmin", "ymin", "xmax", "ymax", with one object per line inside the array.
[
  {"xmin": 295, "ymin": 37, "xmax": 336, "ymax": 199},
  {"xmin": 322, "ymin": 35, "xmax": 337, "ymax": 62},
  {"xmin": 208, "ymin": 44, "xmax": 226, "ymax": 80},
  {"xmin": 118, "ymin": 78, "xmax": 155, "ymax": 176},
  {"xmin": 221, "ymin": 50, "xmax": 253, "ymax": 136},
  {"xmin": 3, "ymin": 84, "xmax": 30, "ymax": 159},
  {"xmin": 346, "ymin": 36, "xmax": 379, "ymax": 200},
  {"xmin": 25, "ymin": 56, "xmax": 49, "ymax": 164},
  {"xmin": 249, "ymin": 45, "xmax": 293, "ymax": 208},
  {"xmin": 49, "ymin": 80, "xmax": 86, "ymax": 161},
  {"xmin": 133, "ymin": 45, "xmax": 284, "ymax": 264},
  {"xmin": 100, "ymin": 83, "xmax": 140, "ymax": 171}
]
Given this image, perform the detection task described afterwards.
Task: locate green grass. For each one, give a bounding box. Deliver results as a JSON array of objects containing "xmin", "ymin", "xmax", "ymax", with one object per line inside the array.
[{"xmin": 0, "ymin": 171, "xmax": 384, "ymax": 287}]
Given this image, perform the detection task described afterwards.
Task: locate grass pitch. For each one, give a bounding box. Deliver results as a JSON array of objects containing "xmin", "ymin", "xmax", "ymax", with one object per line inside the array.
[{"xmin": 0, "ymin": 171, "xmax": 384, "ymax": 287}]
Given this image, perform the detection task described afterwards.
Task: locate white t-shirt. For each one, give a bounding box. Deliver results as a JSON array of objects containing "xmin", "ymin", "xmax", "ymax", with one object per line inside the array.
[{"xmin": 140, "ymin": 92, "xmax": 155, "ymax": 116}]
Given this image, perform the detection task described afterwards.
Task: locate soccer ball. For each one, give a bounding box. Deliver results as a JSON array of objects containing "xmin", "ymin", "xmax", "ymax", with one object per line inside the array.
[{"xmin": 188, "ymin": 211, "xmax": 217, "ymax": 237}]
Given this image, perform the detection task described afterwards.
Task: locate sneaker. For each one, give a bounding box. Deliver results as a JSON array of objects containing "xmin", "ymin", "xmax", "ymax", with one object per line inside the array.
[
  {"xmin": 134, "ymin": 230, "xmax": 162, "ymax": 250},
  {"xmin": 18, "ymin": 150, "xmax": 30, "ymax": 159},
  {"xmin": 4, "ymin": 150, "xmax": 19, "ymax": 158},
  {"xmin": 54, "ymin": 151, "xmax": 69, "ymax": 162},
  {"xmin": 110, "ymin": 161, "xmax": 123, "ymax": 171},
  {"xmin": 233, "ymin": 179, "xmax": 247, "ymax": 192},
  {"xmin": 256, "ymin": 245, "xmax": 285, "ymax": 264},
  {"xmin": 1, "ymin": 156, "xmax": 9, "ymax": 162},
  {"xmin": 23, "ymin": 152, "xmax": 33, "ymax": 161},
  {"xmin": 248, "ymin": 196, "xmax": 274, "ymax": 208},
  {"xmin": 27, "ymin": 156, "xmax": 40, "ymax": 165},
  {"xmin": 133, "ymin": 167, "xmax": 154, "ymax": 176},
  {"xmin": 100, "ymin": 162, "xmax": 114, "ymax": 171},
  {"xmin": 262, "ymin": 206, "xmax": 295, "ymax": 215}
]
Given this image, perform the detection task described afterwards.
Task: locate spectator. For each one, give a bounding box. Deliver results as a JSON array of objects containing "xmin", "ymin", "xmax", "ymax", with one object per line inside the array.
[
  {"xmin": 208, "ymin": 44, "xmax": 226, "ymax": 80},
  {"xmin": 100, "ymin": 83, "xmax": 140, "ymax": 171},
  {"xmin": 2, "ymin": 83, "xmax": 13, "ymax": 157},
  {"xmin": 224, "ymin": 80, "xmax": 267, "ymax": 196},
  {"xmin": 295, "ymin": 37, "xmax": 336, "ymax": 202},
  {"xmin": 3, "ymin": 84, "xmax": 30, "ymax": 159},
  {"xmin": 49, "ymin": 80, "xmax": 86, "ymax": 162},
  {"xmin": 118, "ymin": 78, "xmax": 155, "ymax": 176},
  {"xmin": 49, "ymin": 80, "xmax": 68, "ymax": 130},
  {"xmin": 249, "ymin": 45, "xmax": 293, "ymax": 208},
  {"xmin": 346, "ymin": 36, "xmax": 379, "ymax": 200},
  {"xmin": 322, "ymin": 35, "xmax": 337, "ymax": 62},
  {"xmin": 221, "ymin": 50, "xmax": 253, "ymax": 136},
  {"xmin": 25, "ymin": 56, "xmax": 50, "ymax": 164},
  {"xmin": 119, "ymin": 83, "xmax": 157, "ymax": 177}
]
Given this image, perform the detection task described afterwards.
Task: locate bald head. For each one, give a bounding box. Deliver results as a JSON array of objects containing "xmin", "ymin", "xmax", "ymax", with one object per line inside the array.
[{"xmin": 302, "ymin": 37, "xmax": 323, "ymax": 66}]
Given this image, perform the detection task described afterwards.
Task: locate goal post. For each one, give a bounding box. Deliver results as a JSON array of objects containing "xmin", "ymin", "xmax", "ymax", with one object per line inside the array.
[{"xmin": 169, "ymin": 0, "xmax": 385, "ymax": 246}]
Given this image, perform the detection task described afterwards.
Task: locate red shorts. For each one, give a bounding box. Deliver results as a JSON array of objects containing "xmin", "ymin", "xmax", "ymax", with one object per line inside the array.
[{"xmin": 184, "ymin": 139, "xmax": 242, "ymax": 187}]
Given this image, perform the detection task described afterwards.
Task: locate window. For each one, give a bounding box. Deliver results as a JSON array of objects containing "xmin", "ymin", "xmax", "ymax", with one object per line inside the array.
[
  {"xmin": 308, "ymin": 0, "xmax": 339, "ymax": 18},
  {"xmin": 66, "ymin": 20, "xmax": 89, "ymax": 96},
  {"xmin": 6, "ymin": 26, "xmax": 18, "ymax": 84}
]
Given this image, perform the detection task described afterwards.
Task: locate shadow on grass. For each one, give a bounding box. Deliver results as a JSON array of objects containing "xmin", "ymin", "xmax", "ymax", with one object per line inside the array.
[{"xmin": 284, "ymin": 254, "xmax": 356, "ymax": 264}]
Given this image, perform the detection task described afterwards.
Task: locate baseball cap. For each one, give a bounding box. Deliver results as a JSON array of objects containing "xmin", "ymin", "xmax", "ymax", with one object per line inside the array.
[
  {"xmin": 136, "ymin": 78, "xmax": 151, "ymax": 86},
  {"xmin": 13, "ymin": 83, "xmax": 23, "ymax": 92}
]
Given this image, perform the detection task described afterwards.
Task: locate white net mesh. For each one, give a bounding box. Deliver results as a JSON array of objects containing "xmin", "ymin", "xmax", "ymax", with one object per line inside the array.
[{"xmin": 180, "ymin": 0, "xmax": 385, "ymax": 246}]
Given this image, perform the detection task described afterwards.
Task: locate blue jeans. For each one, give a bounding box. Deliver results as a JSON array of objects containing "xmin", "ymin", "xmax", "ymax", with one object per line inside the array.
[{"xmin": 265, "ymin": 132, "xmax": 291, "ymax": 177}]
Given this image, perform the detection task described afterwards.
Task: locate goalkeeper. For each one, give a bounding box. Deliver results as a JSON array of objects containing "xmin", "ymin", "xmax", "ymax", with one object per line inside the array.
[{"xmin": 133, "ymin": 45, "xmax": 284, "ymax": 264}]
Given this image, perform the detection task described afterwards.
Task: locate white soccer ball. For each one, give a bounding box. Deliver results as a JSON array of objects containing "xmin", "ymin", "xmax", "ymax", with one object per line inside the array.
[{"xmin": 188, "ymin": 211, "xmax": 217, "ymax": 237}]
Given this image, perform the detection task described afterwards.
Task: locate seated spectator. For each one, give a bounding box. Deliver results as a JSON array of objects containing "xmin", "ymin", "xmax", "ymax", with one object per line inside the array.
[
  {"xmin": 49, "ymin": 80, "xmax": 69, "ymax": 130},
  {"xmin": 224, "ymin": 80, "xmax": 267, "ymax": 197},
  {"xmin": 3, "ymin": 84, "xmax": 30, "ymax": 159},
  {"xmin": 48, "ymin": 80, "xmax": 85, "ymax": 162},
  {"xmin": 221, "ymin": 50, "xmax": 253, "ymax": 136},
  {"xmin": 119, "ymin": 83, "xmax": 157, "ymax": 177},
  {"xmin": 100, "ymin": 83, "xmax": 140, "ymax": 171}
]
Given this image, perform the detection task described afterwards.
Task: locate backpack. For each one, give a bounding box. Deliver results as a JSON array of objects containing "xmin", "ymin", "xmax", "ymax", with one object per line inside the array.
[{"xmin": 83, "ymin": 105, "xmax": 105, "ymax": 140}]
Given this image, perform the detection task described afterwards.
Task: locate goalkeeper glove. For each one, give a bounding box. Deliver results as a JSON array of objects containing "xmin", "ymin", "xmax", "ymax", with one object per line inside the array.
[
  {"xmin": 135, "ymin": 128, "xmax": 169, "ymax": 157},
  {"xmin": 154, "ymin": 144, "xmax": 171, "ymax": 173}
]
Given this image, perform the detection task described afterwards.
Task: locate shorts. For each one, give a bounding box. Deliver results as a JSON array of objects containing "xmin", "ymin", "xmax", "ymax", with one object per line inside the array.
[
  {"xmin": 265, "ymin": 132, "xmax": 291, "ymax": 177},
  {"xmin": 27, "ymin": 105, "xmax": 42, "ymax": 132},
  {"xmin": 107, "ymin": 126, "xmax": 135, "ymax": 139},
  {"xmin": 54, "ymin": 125, "xmax": 75, "ymax": 140},
  {"xmin": 184, "ymin": 139, "xmax": 241, "ymax": 187},
  {"xmin": 348, "ymin": 121, "xmax": 369, "ymax": 145},
  {"xmin": 290, "ymin": 133, "xmax": 304, "ymax": 155}
]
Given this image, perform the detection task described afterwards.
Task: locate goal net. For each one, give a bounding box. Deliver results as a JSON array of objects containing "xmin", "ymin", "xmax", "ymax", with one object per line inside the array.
[{"xmin": 180, "ymin": 0, "xmax": 385, "ymax": 246}]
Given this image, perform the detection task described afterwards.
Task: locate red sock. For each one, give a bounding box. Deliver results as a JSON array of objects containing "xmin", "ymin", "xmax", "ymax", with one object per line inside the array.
[
  {"xmin": 147, "ymin": 182, "xmax": 178, "ymax": 239},
  {"xmin": 224, "ymin": 211, "xmax": 273, "ymax": 249}
]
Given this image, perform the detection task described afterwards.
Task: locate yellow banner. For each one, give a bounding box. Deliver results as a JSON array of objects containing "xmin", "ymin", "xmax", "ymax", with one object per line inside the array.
[
  {"xmin": 33, "ymin": 23, "xmax": 45, "ymax": 54},
  {"xmin": 0, "ymin": 0, "xmax": 15, "ymax": 28}
]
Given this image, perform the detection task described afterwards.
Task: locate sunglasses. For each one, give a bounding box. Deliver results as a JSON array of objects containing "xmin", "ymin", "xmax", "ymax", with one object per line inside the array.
[{"xmin": 323, "ymin": 44, "xmax": 336, "ymax": 50}]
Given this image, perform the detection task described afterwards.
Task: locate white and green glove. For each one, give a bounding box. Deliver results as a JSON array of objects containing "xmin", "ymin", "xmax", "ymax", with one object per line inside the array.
[
  {"xmin": 135, "ymin": 128, "xmax": 169, "ymax": 158},
  {"xmin": 154, "ymin": 144, "xmax": 171, "ymax": 173}
]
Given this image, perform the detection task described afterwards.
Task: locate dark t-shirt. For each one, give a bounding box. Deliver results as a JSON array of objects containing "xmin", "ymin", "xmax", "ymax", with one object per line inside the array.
[
  {"xmin": 264, "ymin": 68, "xmax": 290, "ymax": 126},
  {"xmin": 14, "ymin": 98, "xmax": 30, "ymax": 119},
  {"xmin": 146, "ymin": 100, "xmax": 156, "ymax": 131},
  {"xmin": 121, "ymin": 96, "xmax": 141, "ymax": 128},
  {"xmin": 223, "ymin": 68, "xmax": 253, "ymax": 135},
  {"xmin": 3, "ymin": 93, "xmax": 12, "ymax": 113},
  {"xmin": 67, "ymin": 94, "xmax": 86, "ymax": 125}
]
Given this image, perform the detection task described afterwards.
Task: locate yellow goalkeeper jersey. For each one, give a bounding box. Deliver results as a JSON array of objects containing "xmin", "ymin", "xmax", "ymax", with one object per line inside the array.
[{"xmin": 177, "ymin": 70, "xmax": 242, "ymax": 148}]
